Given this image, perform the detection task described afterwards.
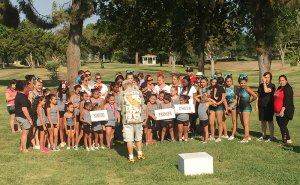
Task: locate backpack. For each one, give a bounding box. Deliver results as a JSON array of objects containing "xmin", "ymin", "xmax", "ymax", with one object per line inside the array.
[{"xmin": 123, "ymin": 88, "xmax": 142, "ymax": 124}]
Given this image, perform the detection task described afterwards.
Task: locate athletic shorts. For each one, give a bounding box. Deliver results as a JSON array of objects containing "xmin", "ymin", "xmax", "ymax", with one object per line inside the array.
[
  {"xmin": 37, "ymin": 125, "xmax": 45, "ymax": 131},
  {"xmin": 161, "ymin": 120, "xmax": 174, "ymax": 127},
  {"xmin": 67, "ymin": 125, "xmax": 75, "ymax": 130},
  {"xmin": 238, "ymin": 106, "xmax": 252, "ymax": 113},
  {"xmin": 83, "ymin": 124, "xmax": 91, "ymax": 134},
  {"xmin": 144, "ymin": 118, "xmax": 155, "ymax": 129},
  {"xmin": 15, "ymin": 117, "xmax": 31, "ymax": 130},
  {"xmin": 177, "ymin": 120, "xmax": 189, "ymax": 126},
  {"xmin": 200, "ymin": 119, "xmax": 209, "ymax": 127},
  {"xmin": 7, "ymin": 106, "xmax": 15, "ymax": 115},
  {"xmin": 92, "ymin": 122, "xmax": 102, "ymax": 132},
  {"xmin": 47, "ymin": 123, "xmax": 58, "ymax": 128},
  {"xmin": 122, "ymin": 124, "xmax": 143, "ymax": 142},
  {"xmin": 209, "ymin": 105, "xmax": 224, "ymax": 112}
]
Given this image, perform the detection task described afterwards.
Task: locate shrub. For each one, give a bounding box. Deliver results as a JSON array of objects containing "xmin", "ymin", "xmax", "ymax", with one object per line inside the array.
[{"xmin": 45, "ymin": 61, "xmax": 60, "ymax": 80}]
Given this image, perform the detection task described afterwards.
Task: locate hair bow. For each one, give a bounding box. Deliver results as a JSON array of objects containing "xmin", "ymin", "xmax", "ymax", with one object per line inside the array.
[
  {"xmin": 211, "ymin": 74, "xmax": 218, "ymax": 79},
  {"xmin": 239, "ymin": 74, "xmax": 248, "ymax": 79},
  {"xmin": 126, "ymin": 70, "xmax": 134, "ymax": 74},
  {"xmin": 224, "ymin": 74, "xmax": 232, "ymax": 78}
]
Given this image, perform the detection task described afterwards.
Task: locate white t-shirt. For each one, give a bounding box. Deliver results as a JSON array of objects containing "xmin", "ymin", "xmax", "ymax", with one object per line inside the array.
[
  {"xmin": 100, "ymin": 84, "xmax": 108, "ymax": 98},
  {"xmin": 154, "ymin": 84, "xmax": 171, "ymax": 94},
  {"xmin": 81, "ymin": 85, "xmax": 92, "ymax": 97},
  {"xmin": 180, "ymin": 85, "xmax": 197, "ymax": 104}
]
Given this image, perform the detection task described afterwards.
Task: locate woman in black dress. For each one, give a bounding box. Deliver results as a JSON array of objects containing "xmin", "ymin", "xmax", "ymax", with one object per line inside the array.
[{"xmin": 257, "ymin": 72, "xmax": 276, "ymax": 142}]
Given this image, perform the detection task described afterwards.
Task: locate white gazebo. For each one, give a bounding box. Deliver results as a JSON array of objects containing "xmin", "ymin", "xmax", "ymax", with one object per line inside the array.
[{"xmin": 142, "ymin": 54, "xmax": 157, "ymax": 65}]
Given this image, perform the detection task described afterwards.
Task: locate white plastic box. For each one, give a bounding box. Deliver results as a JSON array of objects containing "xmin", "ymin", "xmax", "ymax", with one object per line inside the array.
[{"xmin": 178, "ymin": 152, "xmax": 213, "ymax": 175}]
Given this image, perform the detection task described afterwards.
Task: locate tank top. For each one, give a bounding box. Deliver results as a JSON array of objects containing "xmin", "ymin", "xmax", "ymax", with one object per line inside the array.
[
  {"xmin": 49, "ymin": 106, "xmax": 58, "ymax": 124},
  {"xmin": 73, "ymin": 94, "xmax": 81, "ymax": 116},
  {"xmin": 225, "ymin": 86, "xmax": 236, "ymax": 105},
  {"xmin": 36, "ymin": 108, "xmax": 48, "ymax": 126},
  {"xmin": 57, "ymin": 94, "xmax": 67, "ymax": 111},
  {"xmin": 239, "ymin": 88, "xmax": 251, "ymax": 108},
  {"xmin": 65, "ymin": 113, "xmax": 75, "ymax": 126},
  {"xmin": 172, "ymin": 97, "xmax": 179, "ymax": 105},
  {"xmin": 91, "ymin": 98, "xmax": 102, "ymax": 108},
  {"xmin": 148, "ymin": 103, "xmax": 159, "ymax": 115},
  {"xmin": 83, "ymin": 110, "xmax": 91, "ymax": 123},
  {"xmin": 106, "ymin": 103, "xmax": 118, "ymax": 122}
]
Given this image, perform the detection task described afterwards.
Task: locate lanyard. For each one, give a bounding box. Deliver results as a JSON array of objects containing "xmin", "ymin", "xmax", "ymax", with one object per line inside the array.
[{"xmin": 109, "ymin": 103, "xmax": 116, "ymax": 117}]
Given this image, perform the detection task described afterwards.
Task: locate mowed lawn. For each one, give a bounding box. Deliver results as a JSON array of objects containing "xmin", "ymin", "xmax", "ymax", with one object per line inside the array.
[{"xmin": 0, "ymin": 61, "xmax": 299, "ymax": 185}]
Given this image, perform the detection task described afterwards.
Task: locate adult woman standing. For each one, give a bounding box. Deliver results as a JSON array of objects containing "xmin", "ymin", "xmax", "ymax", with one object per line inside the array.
[
  {"xmin": 5, "ymin": 80, "xmax": 19, "ymax": 133},
  {"xmin": 257, "ymin": 72, "xmax": 275, "ymax": 142},
  {"xmin": 237, "ymin": 74, "xmax": 258, "ymax": 143},
  {"xmin": 274, "ymin": 75, "xmax": 294, "ymax": 146},
  {"xmin": 93, "ymin": 73, "xmax": 108, "ymax": 99},
  {"xmin": 223, "ymin": 74, "xmax": 238, "ymax": 140},
  {"xmin": 15, "ymin": 80, "xmax": 34, "ymax": 153},
  {"xmin": 80, "ymin": 75, "xmax": 92, "ymax": 97},
  {"xmin": 155, "ymin": 72, "xmax": 170, "ymax": 94},
  {"xmin": 145, "ymin": 74, "xmax": 155, "ymax": 94},
  {"xmin": 171, "ymin": 73, "xmax": 182, "ymax": 95}
]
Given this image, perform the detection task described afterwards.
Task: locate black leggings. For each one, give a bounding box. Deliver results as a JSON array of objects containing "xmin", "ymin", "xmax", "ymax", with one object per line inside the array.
[{"xmin": 276, "ymin": 116, "xmax": 291, "ymax": 143}]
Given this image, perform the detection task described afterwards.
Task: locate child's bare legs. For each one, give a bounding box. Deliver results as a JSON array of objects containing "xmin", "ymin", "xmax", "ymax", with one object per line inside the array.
[
  {"xmin": 67, "ymin": 131, "xmax": 71, "ymax": 147},
  {"xmin": 161, "ymin": 124, "xmax": 167, "ymax": 142},
  {"xmin": 94, "ymin": 131, "xmax": 99, "ymax": 147},
  {"xmin": 209, "ymin": 111, "xmax": 216, "ymax": 138},
  {"xmin": 241, "ymin": 112, "xmax": 250, "ymax": 140},
  {"xmin": 99, "ymin": 130, "xmax": 104, "ymax": 147},
  {"xmin": 71, "ymin": 130, "xmax": 75, "ymax": 147},
  {"xmin": 231, "ymin": 110, "xmax": 237, "ymax": 137},
  {"xmin": 168, "ymin": 124, "xmax": 175, "ymax": 141},
  {"xmin": 53, "ymin": 127, "xmax": 58, "ymax": 147},
  {"xmin": 34, "ymin": 126, "xmax": 40, "ymax": 146},
  {"xmin": 75, "ymin": 122, "xmax": 79, "ymax": 145},
  {"xmin": 216, "ymin": 111, "xmax": 224, "ymax": 139},
  {"xmin": 203, "ymin": 125, "xmax": 208, "ymax": 142},
  {"xmin": 147, "ymin": 128, "xmax": 153, "ymax": 143},
  {"xmin": 39, "ymin": 130, "xmax": 45, "ymax": 151},
  {"xmin": 143, "ymin": 127, "xmax": 148, "ymax": 143},
  {"xmin": 106, "ymin": 126, "xmax": 113, "ymax": 148},
  {"xmin": 178, "ymin": 123, "xmax": 183, "ymax": 141},
  {"xmin": 88, "ymin": 133, "xmax": 92, "ymax": 148},
  {"xmin": 59, "ymin": 117, "xmax": 65, "ymax": 144},
  {"xmin": 183, "ymin": 124, "xmax": 188, "ymax": 141},
  {"xmin": 20, "ymin": 129, "xmax": 29, "ymax": 151},
  {"xmin": 10, "ymin": 114, "xmax": 15, "ymax": 133},
  {"xmin": 48, "ymin": 127, "xmax": 54, "ymax": 147}
]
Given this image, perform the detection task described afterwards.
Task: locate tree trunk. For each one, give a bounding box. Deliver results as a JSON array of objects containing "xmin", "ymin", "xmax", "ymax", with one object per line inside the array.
[
  {"xmin": 135, "ymin": 51, "xmax": 139, "ymax": 67},
  {"xmin": 67, "ymin": 18, "xmax": 83, "ymax": 86},
  {"xmin": 168, "ymin": 55, "xmax": 172, "ymax": 68},
  {"xmin": 279, "ymin": 44, "xmax": 286, "ymax": 67},
  {"xmin": 257, "ymin": 50, "xmax": 272, "ymax": 83},
  {"xmin": 210, "ymin": 58, "xmax": 215, "ymax": 76},
  {"xmin": 172, "ymin": 55, "xmax": 176, "ymax": 73},
  {"xmin": 198, "ymin": 50, "xmax": 205, "ymax": 73}
]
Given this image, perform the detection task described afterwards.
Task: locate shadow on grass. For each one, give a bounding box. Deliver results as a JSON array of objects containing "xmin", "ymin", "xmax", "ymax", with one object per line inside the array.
[
  {"xmin": 282, "ymin": 145, "xmax": 300, "ymax": 153},
  {"xmin": 236, "ymin": 128, "xmax": 262, "ymax": 139}
]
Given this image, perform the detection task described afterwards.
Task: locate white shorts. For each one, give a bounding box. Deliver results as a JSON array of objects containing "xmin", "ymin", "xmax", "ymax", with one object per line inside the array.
[{"xmin": 122, "ymin": 124, "xmax": 143, "ymax": 142}]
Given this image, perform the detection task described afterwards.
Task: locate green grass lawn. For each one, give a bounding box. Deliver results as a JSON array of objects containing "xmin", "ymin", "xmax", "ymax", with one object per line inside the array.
[{"xmin": 0, "ymin": 62, "xmax": 299, "ymax": 185}]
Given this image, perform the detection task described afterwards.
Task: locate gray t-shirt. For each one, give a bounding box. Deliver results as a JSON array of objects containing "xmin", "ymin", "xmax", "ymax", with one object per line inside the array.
[{"xmin": 198, "ymin": 103, "xmax": 208, "ymax": 121}]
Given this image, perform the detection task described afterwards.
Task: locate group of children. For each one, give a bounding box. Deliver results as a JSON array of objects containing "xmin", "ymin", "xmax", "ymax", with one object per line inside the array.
[{"xmin": 20, "ymin": 68, "xmax": 258, "ymax": 153}]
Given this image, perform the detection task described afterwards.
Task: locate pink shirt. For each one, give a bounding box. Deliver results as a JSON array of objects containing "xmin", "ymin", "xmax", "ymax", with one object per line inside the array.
[{"xmin": 5, "ymin": 88, "xmax": 17, "ymax": 106}]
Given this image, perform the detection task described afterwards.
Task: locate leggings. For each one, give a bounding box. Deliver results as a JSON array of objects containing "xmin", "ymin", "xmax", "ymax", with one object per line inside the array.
[{"xmin": 276, "ymin": 116, "xmax": 290, "ymax": 143}]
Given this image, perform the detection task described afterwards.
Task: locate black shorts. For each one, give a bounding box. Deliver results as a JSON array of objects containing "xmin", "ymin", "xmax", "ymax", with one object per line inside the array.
[
  {"xmin": 144, "ymin": 118, "xmax": 155, "ymax": 129},
  {"xmin": 161, "ymin": 120, "xmax": 173, "ymax": 128},
  {"xmin": 47, "ymin": 123, "xmax": 58, "ymax": 128},
  {"xmin": 7, "ymin": 106, "xmax": 15, "ymax": 115},
  {"xmin": 177, "ymin": 120, "xmax": 189, "ymax": 126},
  {"xmin": 200, "ymin": 119, "xmax": 209, "ymax": 127},
  {"xmin": 76, "ymin": 115, "xmax": 80, "ymax": 122},
  {"xmin": 83, "ymin": 124, "xmax": 91, "ymax": 134},
  {"xmin": 59, "ymin": 111, "xmax": 65, "ymax": 118},
  {"xmin": 67, "ymin": 125, "xmax": 75, "ymax": 130},
  {"xmin": 37, "ymin": 125, "xmax": 45, "ymax": 131},
  {"xmin": 259, "ymin": 107, "xmax": 274, "ymax": 121}
]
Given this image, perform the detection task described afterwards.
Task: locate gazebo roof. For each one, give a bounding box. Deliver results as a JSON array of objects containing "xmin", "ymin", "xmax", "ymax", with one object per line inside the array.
[{"xmin": 142, "ymin": 54, "xmax": 156, "ymax": 57}]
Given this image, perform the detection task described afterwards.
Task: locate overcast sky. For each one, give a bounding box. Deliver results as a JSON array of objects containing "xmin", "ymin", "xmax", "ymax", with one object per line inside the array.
[{"xmin": 11, "ymin": 0, "xmax": 98, "ymax": 27}]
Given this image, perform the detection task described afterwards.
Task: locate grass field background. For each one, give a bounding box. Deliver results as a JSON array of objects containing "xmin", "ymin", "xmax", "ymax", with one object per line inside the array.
[{"xmin": 0, "ymin": 61, "xmax": 299, "ymax": 185}]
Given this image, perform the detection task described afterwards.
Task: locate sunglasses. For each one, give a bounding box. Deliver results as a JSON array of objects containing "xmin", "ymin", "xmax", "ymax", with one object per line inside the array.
[
  {"xmin": 96, "ymin": 77, "xmax": 102, "ymax": 80},
  {"xmin": 86, "ymin": 73, "xmax": 91, "ymax": 76},
  {"xmin": 147, "ymin": 79, "xmax": 153, "ymax": 81}
]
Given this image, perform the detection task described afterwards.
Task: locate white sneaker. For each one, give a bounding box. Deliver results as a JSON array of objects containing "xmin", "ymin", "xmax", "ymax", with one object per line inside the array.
[
  {"xmin": 257, "ymin": 136, "xmax": 264, "ymax": 141},
  {"xmin": 100, "ymin": 146, "xmax": 105, "ymax": 150},
  {"xmin": 86, "ymin": 147, "xmax": 90, "ymax": 151},
  {"xmin": 202, "ymin": 141, "xmax": 207, "ymax": 144},
  {"xmin": 48, "ymin": 144, "xmax": 51, "ymax": 148},
  {"xmin": 90, "ymin": 147, "xmax": 95, "ymax": 151},
  {"xmin": 66, "ymin": 147, "xmax": 70, "ymax": 150},
  {"xmin": 74, "ymin": 146, "xmax": 78, "ymax": 150},
  {"xmin": 208, "ymin": 136, "xmax": 215, "ymax": 141},
  {"xmin": 265, "ymin": 137, "xmax": 273, "ymax": 143},
  {"xmin": 228, "ymin": 136, "xmax": 235, "ymax": 140},
  {"xmin": 59, "ymin": 142, "xmax": 66, "ymax": 147},
  {"xmin": 215, "ymin": 138, "xmax": 222, "ymax": 143},
  {"xmin": 222, "ymin": 135, "xmax": 229, "ymax": 139},
  {"xmin": 33, "ymin": 145, "xmax": 40, "ymax": 150},
  {"xmin": 239, "ymin": 139, "xmax": 248, "ymax": 143},
  {"xmin": 248, "ymin": 137, "xmax": 251, "ymax": 141}
]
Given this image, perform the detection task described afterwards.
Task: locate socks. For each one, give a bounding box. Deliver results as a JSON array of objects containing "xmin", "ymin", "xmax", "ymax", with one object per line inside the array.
[
  {"xmin": 129, "ymin": 154, "xmax": 134, "ymax": 159},
  {"xmin": 138, "ymin": 151, "xmax": 143, "ymax": 155}
]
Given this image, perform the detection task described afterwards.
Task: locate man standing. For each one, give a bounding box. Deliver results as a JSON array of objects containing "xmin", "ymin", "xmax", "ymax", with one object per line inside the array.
[
  {"xmin": 186, "ymin": 66, "xmax": 196, "ymax": 84},
  {"xmin": 118, "ymin": 80, "xmax": 145, "ymax": 162}
]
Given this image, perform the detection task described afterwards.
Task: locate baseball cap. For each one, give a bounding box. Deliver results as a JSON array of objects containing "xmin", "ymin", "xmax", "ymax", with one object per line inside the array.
[{"xmin": 185, "ymin": 66, "xmax": 193, "ymax": 72}]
